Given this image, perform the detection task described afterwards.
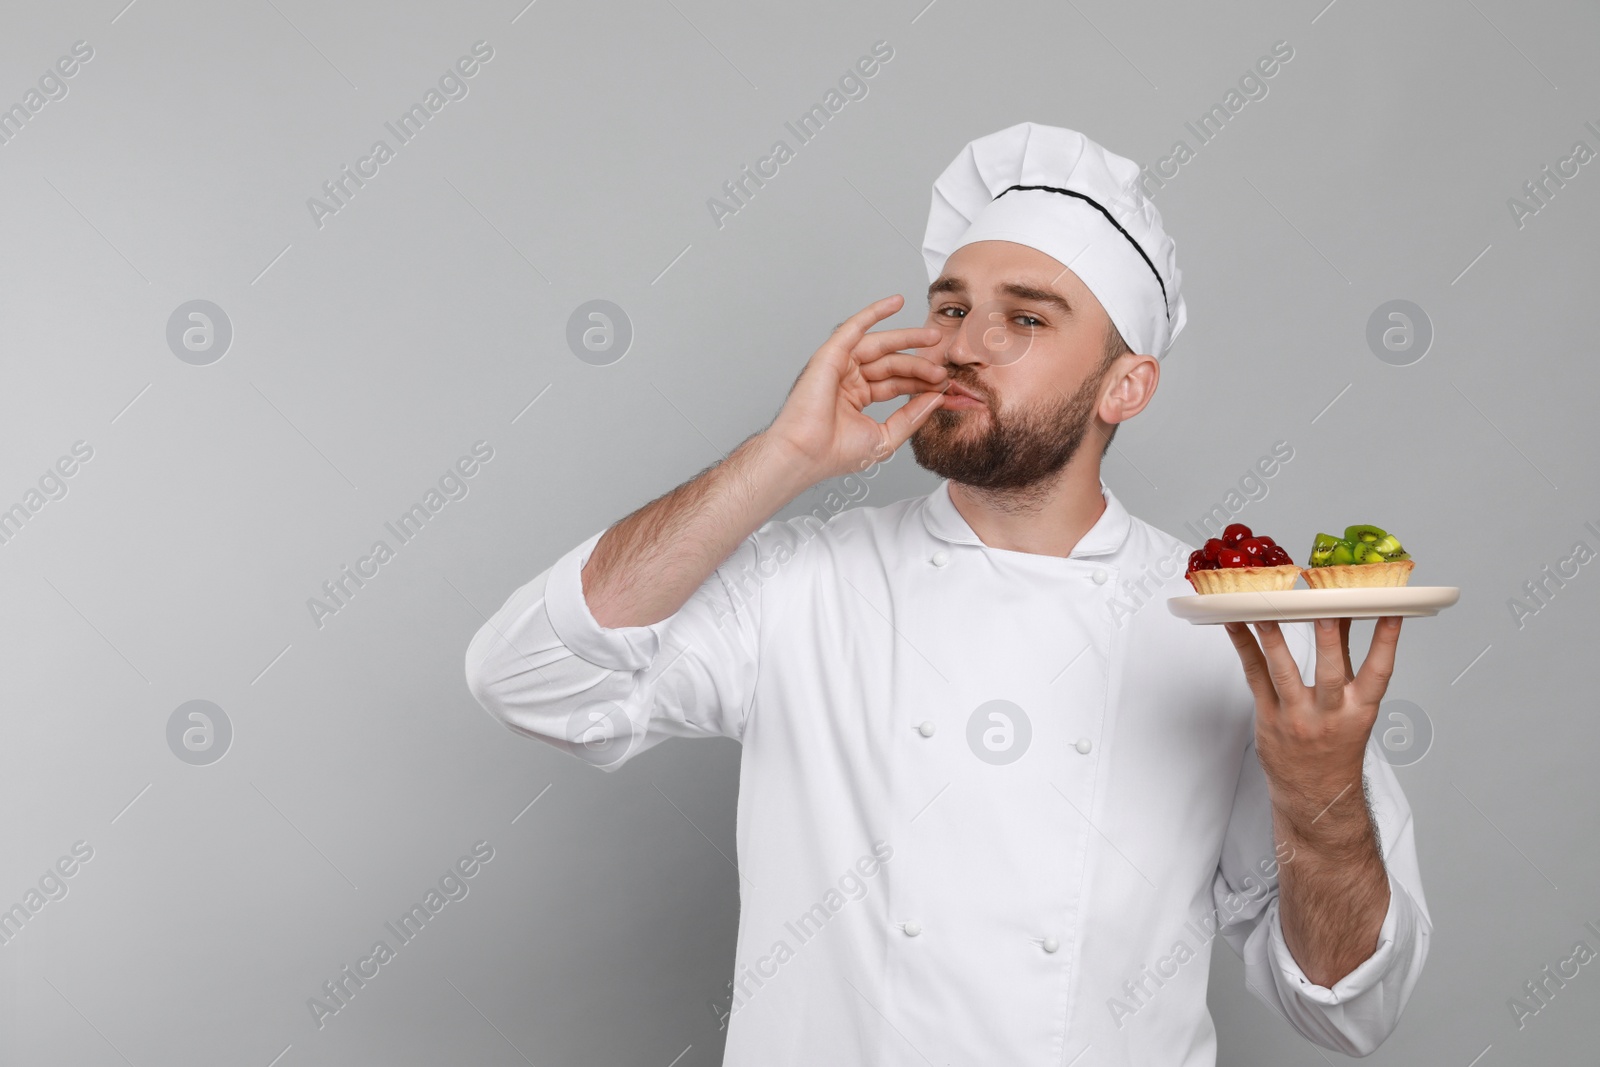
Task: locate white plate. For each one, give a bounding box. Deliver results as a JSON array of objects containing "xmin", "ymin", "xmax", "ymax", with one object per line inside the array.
[{"xmin": 1167, "ymin": 586, "xmax": 1460, "ymax": 625}]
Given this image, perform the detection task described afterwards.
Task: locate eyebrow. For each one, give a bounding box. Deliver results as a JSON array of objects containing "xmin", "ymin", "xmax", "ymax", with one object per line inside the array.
[{"xmin": 927, "ymin": 276, "xmax": 1073, "ymax": 317}]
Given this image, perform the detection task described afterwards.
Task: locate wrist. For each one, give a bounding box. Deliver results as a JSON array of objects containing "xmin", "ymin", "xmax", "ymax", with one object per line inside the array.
[
  {"xmin": 747, "ymin": 431, "xmax": 828, "ymax": 495},
  {"xmin": 1272, "ymin": 795, "xmax": 1375, "ymax": 858}
]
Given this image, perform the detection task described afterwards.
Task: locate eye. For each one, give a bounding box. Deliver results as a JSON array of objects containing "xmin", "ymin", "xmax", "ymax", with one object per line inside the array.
[
  {"xmin": 1014, "ymin": 314, "xmax": 1043, "ymax": 328},
  {"xmin": 936, "ymin": 305, "xmax": 967, "ymax": 320}
]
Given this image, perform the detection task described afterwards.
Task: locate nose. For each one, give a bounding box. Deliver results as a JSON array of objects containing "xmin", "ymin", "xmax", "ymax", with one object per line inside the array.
[
  {"xmin": 969, "ymin": 303, "xmax": 1045, "ymax": 368},
  {"xmin": 944, "ymin": 310, "xmax": 990, "ymax": 369}
]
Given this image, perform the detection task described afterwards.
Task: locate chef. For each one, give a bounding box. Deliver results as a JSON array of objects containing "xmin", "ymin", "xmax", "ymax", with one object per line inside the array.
[{"xmin": 464, "ymin": 121, "xmax": 1430, "ymax": 1065}]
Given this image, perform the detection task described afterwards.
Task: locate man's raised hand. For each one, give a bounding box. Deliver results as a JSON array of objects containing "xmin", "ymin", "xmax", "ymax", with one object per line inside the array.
[{"xmin": 764, "ymin": 294, "xmax": 947, "ymax": 482}]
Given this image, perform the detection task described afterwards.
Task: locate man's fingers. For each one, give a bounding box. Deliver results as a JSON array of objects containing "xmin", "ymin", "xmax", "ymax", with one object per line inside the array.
[
  {"xmin": 858, "ymin": 352, "xmax": 948, "ymax": 385},
  {"xmin": 1251, "ymin": 620, "xmax": 1306, "ymax": 700},
  {"xmin": 1311, "ymin": 617, "xmax": 1350, "ymax": 713},
  {"xmin": 1223, "ymin": 623, "xmax": 1279, "ymax": 709},
  {"xmin": 822, "ymin": 295, "xmax": 908, "ymax": 363},
  {"xmin": 878, "ymin": 389, "xmax": 945, "ymax": 452},
  {"xmin": 1353, "ymin": 616, "xmax": 1403, "ymax": 705},
  {"xmin": 794, "ymin": 298, "xmax": 909, "ymax": 399},
  {"xmin": 868, "ymin": 376, "xmax": 949, "ymax": 404},
  {"xmin": 854, "ymin": 326, "xmax": 945, "ymax": 365}
]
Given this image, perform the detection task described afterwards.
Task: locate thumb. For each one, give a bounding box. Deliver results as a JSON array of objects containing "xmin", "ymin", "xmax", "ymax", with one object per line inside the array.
[{"xmin": 879, "ymin": 389, "xmax": 944, "ymax": 453}]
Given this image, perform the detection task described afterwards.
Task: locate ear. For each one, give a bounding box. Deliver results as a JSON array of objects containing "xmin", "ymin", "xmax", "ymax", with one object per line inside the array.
[{"xmin": 1099, "ymin": 353, "xmax": 1160, "ymax": 426}]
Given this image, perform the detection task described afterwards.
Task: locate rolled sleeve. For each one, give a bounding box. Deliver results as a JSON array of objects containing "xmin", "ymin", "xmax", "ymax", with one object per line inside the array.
[
  {"xmin": 542, "ymin": 529, "xmax": 662, "ymax": 672},
  {"xmin": 1256, "ymin": 869, "xmax": 1429, "ymax": 1054},
  {"xmin": 465, "ymin": 516, "xmax": 809, "ymax": 770},
  {"xmin": 1268, "ymin": 872, "xmax": 1404, "ymax": 1002}
]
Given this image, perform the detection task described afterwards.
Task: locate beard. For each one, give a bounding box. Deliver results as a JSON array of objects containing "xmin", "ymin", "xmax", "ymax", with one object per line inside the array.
[{"xmin": 910, "ymin": 365, "xmax": 1106, "ymax": 492}]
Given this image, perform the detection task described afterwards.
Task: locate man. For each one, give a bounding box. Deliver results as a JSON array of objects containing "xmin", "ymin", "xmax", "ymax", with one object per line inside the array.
[{"xmin": 464, "ymin": 121, "xmax": 1429, "ymax": 1065}]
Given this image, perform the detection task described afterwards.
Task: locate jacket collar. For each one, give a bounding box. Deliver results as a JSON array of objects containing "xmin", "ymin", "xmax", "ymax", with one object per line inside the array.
[{"xmin": 921, "ymin": 477, "xmax": 1133, "ymax": 559}]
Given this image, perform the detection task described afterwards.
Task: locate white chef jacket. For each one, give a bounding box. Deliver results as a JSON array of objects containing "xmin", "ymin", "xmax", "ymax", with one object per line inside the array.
[{"xmin": 465, "ymin": 477, "xmax": 1431, "ymax": 1066}]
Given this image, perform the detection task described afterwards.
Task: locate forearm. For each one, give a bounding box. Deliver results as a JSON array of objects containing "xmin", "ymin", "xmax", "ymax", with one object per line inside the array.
[
  {"xmin": 582, "ymin": 432, "xmax": 818, "ymax": 628},
  {"xmin": 1273, "ymin": 786, "xmax": 1391, "ymax": 987}
]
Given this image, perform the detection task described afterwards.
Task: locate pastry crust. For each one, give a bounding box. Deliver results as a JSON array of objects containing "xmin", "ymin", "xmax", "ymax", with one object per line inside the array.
[
  {"xmin": 1300, "ymin": 560, "xmax": 1414, "ymax": 589},
  {"xmin": 1186, "ymin": 564, "xmax": 1301, "ymax": 594}
]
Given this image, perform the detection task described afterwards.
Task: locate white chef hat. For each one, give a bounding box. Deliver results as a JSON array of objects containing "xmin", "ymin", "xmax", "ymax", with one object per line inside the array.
[{"xmin": 921, "ymin": 121, "xmax": 1187, "ymax": 359}]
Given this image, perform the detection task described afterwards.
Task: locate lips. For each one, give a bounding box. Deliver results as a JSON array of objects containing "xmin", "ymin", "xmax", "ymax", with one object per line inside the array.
[{"xmin": 937, "ymin": 379, "xmax": 988, "ymax": 413}]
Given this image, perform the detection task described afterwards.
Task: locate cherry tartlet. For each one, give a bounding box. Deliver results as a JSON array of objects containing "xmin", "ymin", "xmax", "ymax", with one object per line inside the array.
[{"xmin": 1185, "ymin": 522, "xmax": 1301, "ymax": 594}]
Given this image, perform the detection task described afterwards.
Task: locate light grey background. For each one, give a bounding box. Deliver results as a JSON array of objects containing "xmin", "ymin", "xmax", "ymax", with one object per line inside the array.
[{"xmin": 2, "ymin": 0, "xmax": 1595, "ymax": 1063}]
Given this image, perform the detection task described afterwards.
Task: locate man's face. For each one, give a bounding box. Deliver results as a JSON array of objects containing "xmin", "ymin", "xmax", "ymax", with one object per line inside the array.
[{"xmin": 910, "ymin": 240, "xmax": 1122, "ymax": 491}]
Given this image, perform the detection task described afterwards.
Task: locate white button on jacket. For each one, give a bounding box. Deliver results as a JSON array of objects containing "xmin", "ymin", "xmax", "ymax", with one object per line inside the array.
[{"xmin": 465, "ymin": 479, "xmax": 1431, "ymax": 1066}]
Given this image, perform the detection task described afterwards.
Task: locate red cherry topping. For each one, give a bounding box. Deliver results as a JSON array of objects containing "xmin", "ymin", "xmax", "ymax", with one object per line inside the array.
[
  {"xmin": 1222, "ymin": 523, "xmax": 1252, "ymax": 548},
  {"xmin": 1193, "ymin": 528, "xmax": 1294, "ymax": 573}
]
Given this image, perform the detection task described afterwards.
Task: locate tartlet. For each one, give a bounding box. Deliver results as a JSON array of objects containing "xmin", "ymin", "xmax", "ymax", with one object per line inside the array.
[
  {"xmin": 1186, "ymin": 523, "xmax": 1300, "ymax": 594},
  {"xmin": 1301, "ymin": 525, "xmax": 1414, "ymax": 588}
]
